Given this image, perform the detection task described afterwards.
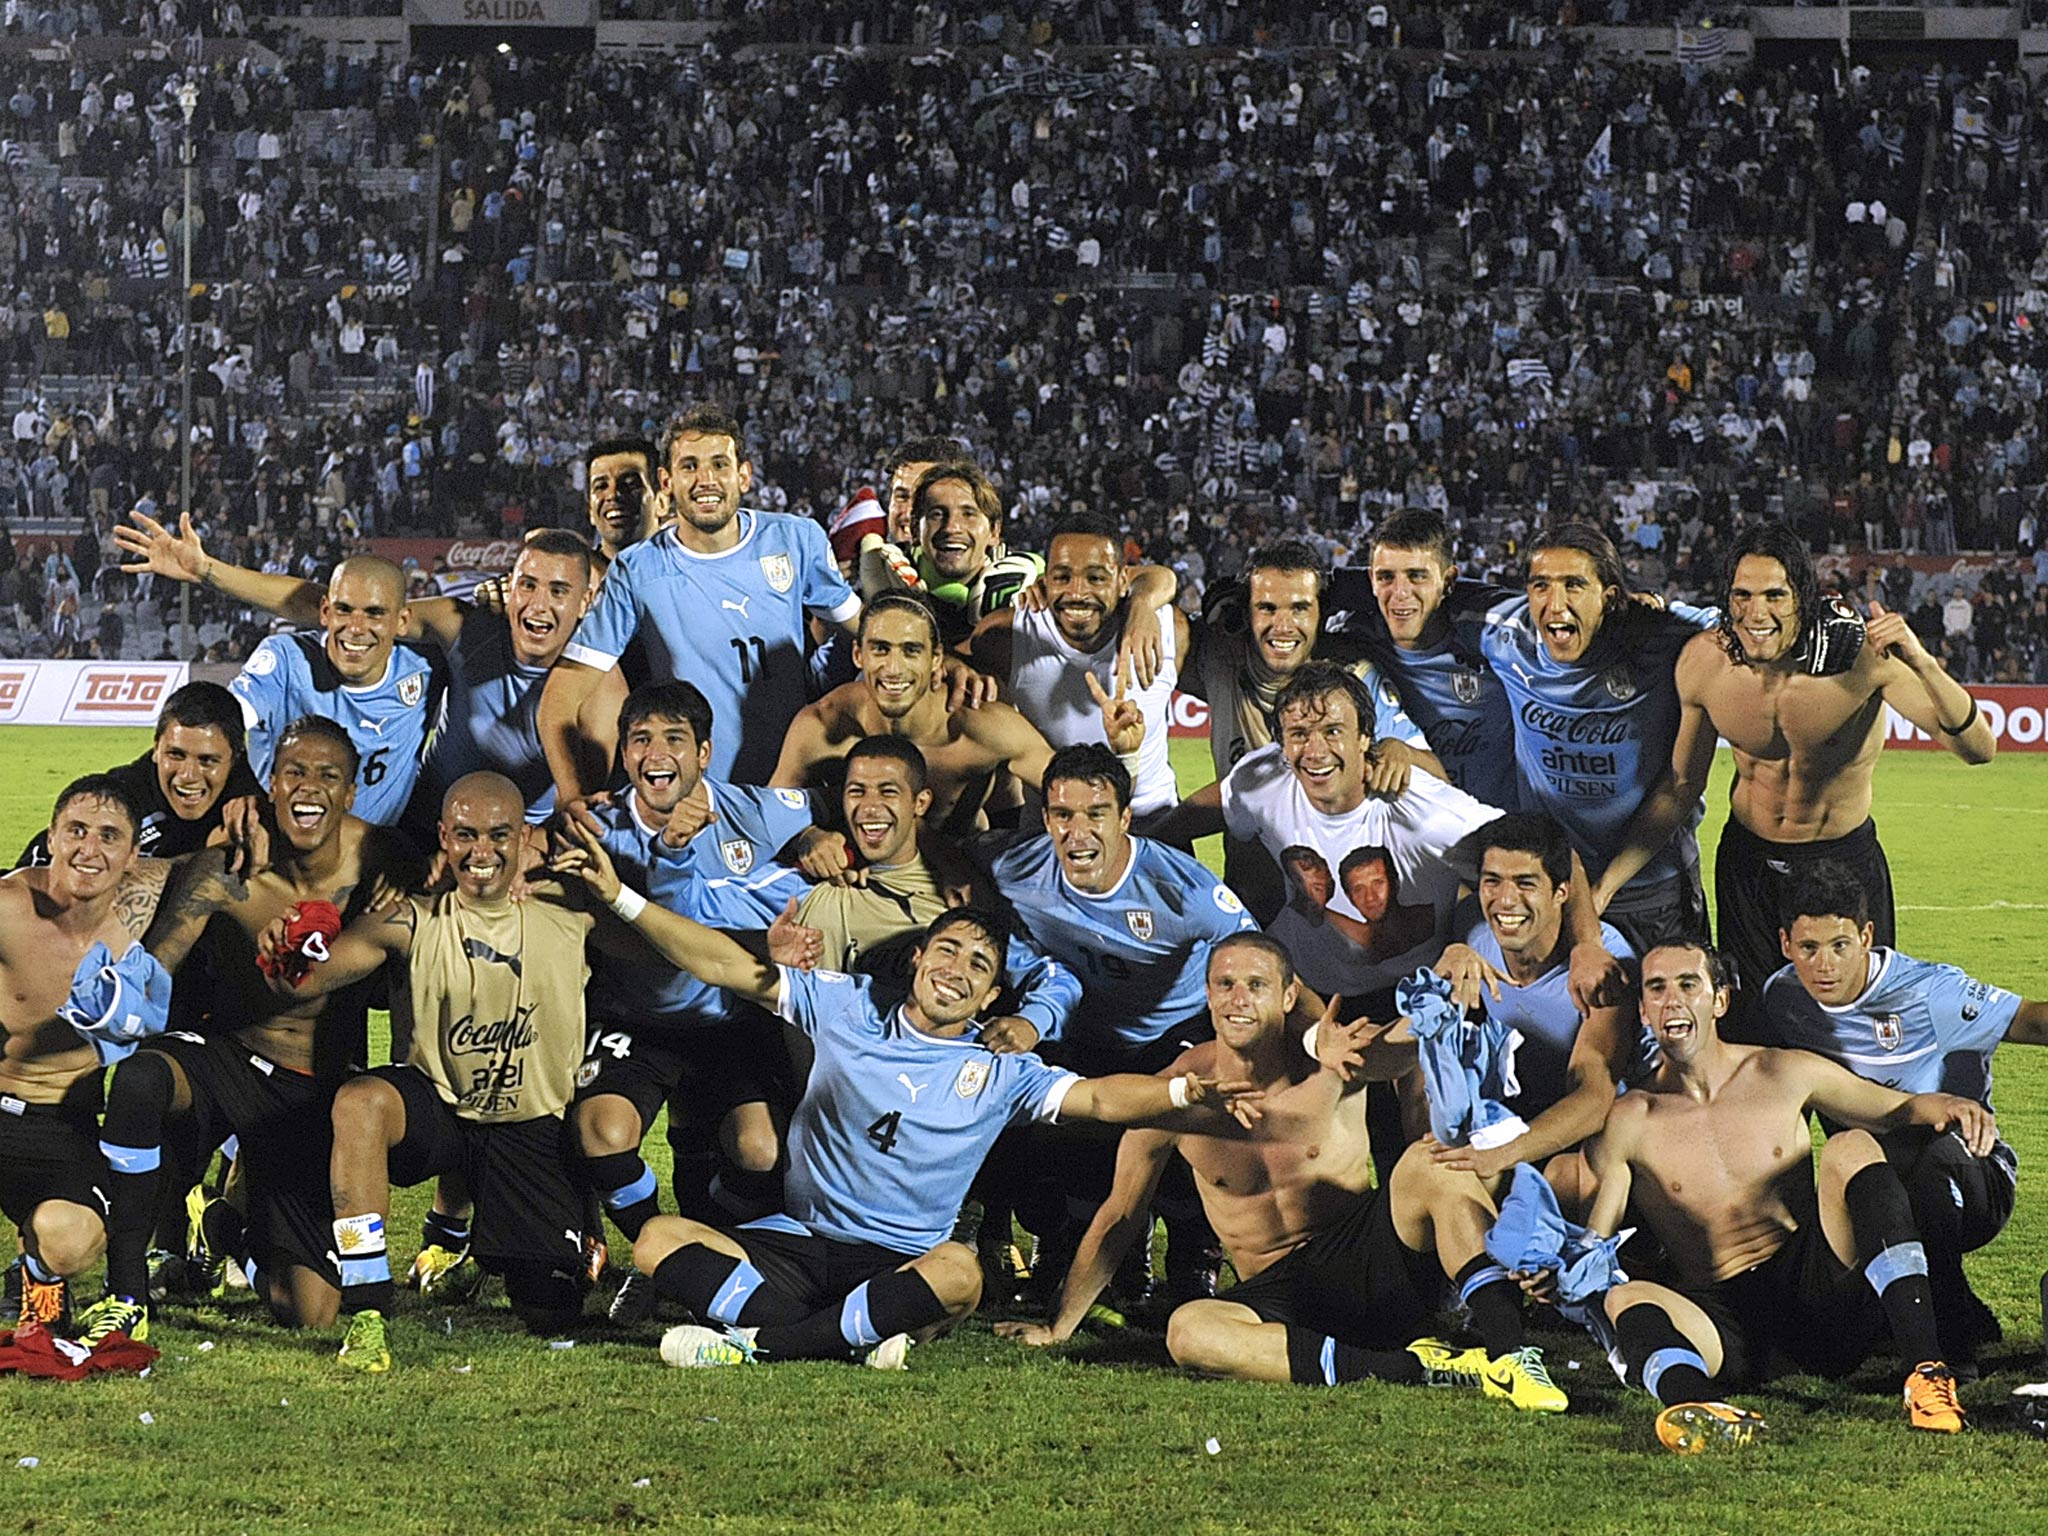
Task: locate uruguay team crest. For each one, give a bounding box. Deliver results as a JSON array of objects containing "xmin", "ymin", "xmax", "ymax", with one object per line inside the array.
[
  {"xmin": 1125, "ymin": 909, "xmax": 1155, "ymax": 942},
  {"xmin": 1874, "ymin": 1014, "xmax": 1904, "ymax": 1052},
  {"xmin": 1451, "ymin": 667, "xmax": 1482, "ymax": 705},
  {"xmin": 399, "ymin": 673, "xmax": 425, "ymax": 707},
  {"xmin": 954, "ymin": 1059, "xmax": 990, "ymax": 1098},
  {"xmin": 759, "ymin": 553, "xmax": 795, "ymax": 593},
  {"xmin": 1603, "ymin": 668, "xmax": 1637, "ymax": 703},
  {"xmin": 576, "ymin": 1059, "xmax": 600, "ymax": 1089},
  {"xmin": 719, "ymin": 838, "xmax": 756, "ymax": 875}
]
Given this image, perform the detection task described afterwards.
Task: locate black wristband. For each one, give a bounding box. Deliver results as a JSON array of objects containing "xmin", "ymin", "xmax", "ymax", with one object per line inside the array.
[{"xmin": 1939, "ymin": 697, "xmax": 1980, "ymax": 738}]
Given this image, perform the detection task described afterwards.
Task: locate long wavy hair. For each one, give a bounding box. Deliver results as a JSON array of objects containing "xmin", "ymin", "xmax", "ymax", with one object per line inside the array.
[{"xmin": 1716, "ymin": 522, "xmax": 1822, "ymax": 667}]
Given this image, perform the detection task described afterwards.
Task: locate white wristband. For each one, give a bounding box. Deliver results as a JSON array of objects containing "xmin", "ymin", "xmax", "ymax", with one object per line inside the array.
[
  {"xmin": 608, "ymin": 886, "xmax": 647, "ymax": 924},
  {"xmin": 1301, "ymin": 1021, "xmax": 1321, "ymax": 1061},
  {"xmin": 1167, "ymin": 1075, "xmax": 1191, "ymax": 1110},
  {"xmin": 1116, "ymin": 748, "xmax": 1144, "ymax": 778}
]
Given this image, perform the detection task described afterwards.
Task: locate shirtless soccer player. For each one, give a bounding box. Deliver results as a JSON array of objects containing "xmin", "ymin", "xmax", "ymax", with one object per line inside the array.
[
  {"xmin": 775, "ymin": 593, "xmax": 1142, "ymax": 834},
  {"xmin": 1586, "ymin": 940, "xmax": 1993, "ymax": 1450},
  {"xmin": 1599, "ymin": 522, "xmax": 1996, "ymax": 1011},
  {"xmin": 1, "ymin": 777, "xmax": 170, "ymax": 1331},
  {"xmin": 85, "ymin": 717, "xmax": 411, "ymax": 1340},
  {"xmin": 1001, "ymin": 933, "xmax": 1567, "ymax": 1412}
]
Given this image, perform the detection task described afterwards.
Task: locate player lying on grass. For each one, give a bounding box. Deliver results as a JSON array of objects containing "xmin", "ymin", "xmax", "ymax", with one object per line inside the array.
[
  {"xmin": 1565, "ymin": 939, "xmax": 1995, "ymax": 1451},
  {"xmin": 999, "ymin": 933, "xmax": 1567, "ymax": 1411},
  {"xmin": 547, "ymin": 809, "xmax": 1263, "ymax": 1369}
]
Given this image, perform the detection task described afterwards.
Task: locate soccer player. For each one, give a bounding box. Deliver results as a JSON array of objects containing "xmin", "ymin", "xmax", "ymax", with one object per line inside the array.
[
  {"xmin": 12, "ymin": 682, "xmax": 260, "ymax": 869},
  {"xmin": 266, "ymin": 773, "xmax": 597, "ymax": 1372},
  {"xmin": 1760, "ymin": 860, "xmax": 2044, "ymax": 1369},
  {"xmin": 584, "ymin": 435, "xmax": 664, "ymax": 575},
  {"xmin": 774, "ymin": 593, "xmax": 1140, "ymax": 834},
  {"xmin": 1359, "ymin": 510, "xmax": 1520, "ymax": 810},
  {"xmin": 1178, "ymin": 540, "xmax": 1439, "ymax": 918},
  {"xmin": 539, "ymin": 403, "xmax": 861, "ymax": 797},
  {"xmin": 85, "ymin": 717, "xmax": 411, "ymax": 1340},
  {"xmin": 1470, "ymin": 522, "xmax": 1715, "ymax": 951},
  {"xmin": 1426, "ymin": 814, "xmax": 1646, "ymax": 1190},
  {"xmin": 117, "ymin": 511, "xmax": 605, "ymax": 826},
  {"xmin": 894, "ymin": 459, "xmax": 1045, "ymax": 647},
  {"xmin": 546, "ymin": 824, "xmax": 1257, "ymax": 1370},
  {"xmin": 880, "ymin": 435, "xmax": 967, "ymax": 546},
  {"xmin": 1584, "ymin": 939, "xmax": 1991, "ymax": 1448},
  {"xmin": 970, "ymin": 513, "xmax": 1186, "ymax": 822},
  {"xmin": 224, "ymin": 553, "xmax": 440, "ymax": 828},
  {"xmin": 1001, "ymin": 934, "xmax": 1566, "ymax": 1411},
  {"xmin": 573, "ymin": 681, "xmax": 827, "ymax": 1305},
  {"xmin": 792, "ymin": 735, "xmax": 1080, "ymax": 1051},
  {"xmin": 0, "ymin": 776, "xmax": 171, "ymax": 1330},
  {"xmin": 1596, "ymin": 522, "xmax": 1996, "ymax": 1008}
]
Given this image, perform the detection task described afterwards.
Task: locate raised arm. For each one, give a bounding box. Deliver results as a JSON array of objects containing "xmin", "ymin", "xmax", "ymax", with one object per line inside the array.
[
  {"xmin": 550, "ymin": 809, "xmax": 780, "ymax": 1008},
  {"xmin": 1866, "ymin": 602, "xmax": 1997, "ymax": 764},
  {"xmin": 116, "ymin": 510, "xmax": 323, "ymax": 625},
  {"xmin": 142, "ymin": 845, "xmax": 249, "ymax": 973}
]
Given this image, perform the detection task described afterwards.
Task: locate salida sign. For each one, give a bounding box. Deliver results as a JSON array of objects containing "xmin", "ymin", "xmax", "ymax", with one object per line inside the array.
[{"xmin": 402, "ymin": 0, "xmax": 595, "ymax": 24}]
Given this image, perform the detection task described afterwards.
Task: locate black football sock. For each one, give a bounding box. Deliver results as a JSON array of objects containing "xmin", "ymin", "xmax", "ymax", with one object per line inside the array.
[
  {"xmin": 586, "ymin": 1150, "xmax": 661, "ymax": 1241},
  {"xmin": 1614, "ymin": 1302, "xmax": 1715, "ymax": 1406},
  {"xmin": 649, "ymin": 1244, "xmax": 805, "ymax": 1327},
  {"xmin": 752, "ymin": 1269, "xmax": 947, "ymax": 1361},
  {"xmin": 1844, "ymin": 1163, "xmax": 1942, "ymax": 1368},
  {"xmin": 1455, "ymin": 1257, "xmax": 1525, "ymax": 1356},
  {"xmin": 99, "ymin": 1050, "xmax": 177, "ymax": 1303},
  {"xmin": 420, "ymin": 1207, "xmax": 471, "ymax": 1253},
  {"xmin": 1284, "ymin": 1327, "xmax": 1425, "ymax": 1386}
]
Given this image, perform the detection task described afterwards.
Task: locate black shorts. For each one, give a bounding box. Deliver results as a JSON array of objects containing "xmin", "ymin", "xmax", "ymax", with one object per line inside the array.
[
  {"xmin": 1221, "ymin": 1183, "xmax": 1443, "ymax": 1346},
  {"xmin": 153, "ymin": 1032, "xmax": 337, "ymax": 1284},
  {"xmin": 576, "ymin": 1010, "xmax": 792, "ymax": 1139},
  {"xmin": 0, "ymin": 1094, "xmax": 108, "ymax": 1228},
  {"xmin": 722, "ymin": 1213, "xmax": 918, "ymax": 1312},
  {"xmin": 1716, "ymin": 817, "xmax": 1894, "ymax": 1039},
  {"xmin": 373, "ymin": 1065, "xmax": 584, "ymax": 1275},
  {"xmin": 1879, "ymin": 1123, "xmax": 2017, "ymax": 1254},
  {"xmin": 1671, "ymin": 1186, "xmax": 1884, "ymax": 1386},
  {"xmin": 1602, "ymin": 862, "xmax": 1710, "ymax": 962}
]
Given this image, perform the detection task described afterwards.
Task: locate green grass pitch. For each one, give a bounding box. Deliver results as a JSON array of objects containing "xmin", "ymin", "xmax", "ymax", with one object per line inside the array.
[{"xmin": 2, "ymin": 725, "xmax": 2045, "ymax": 1535}]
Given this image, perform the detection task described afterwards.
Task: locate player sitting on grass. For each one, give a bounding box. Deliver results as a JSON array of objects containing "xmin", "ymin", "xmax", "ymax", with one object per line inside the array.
[
  {"xmin": 1573, "ymin": 939, "xmax": 1993, "ymax": 1451},
  {"xmin": 1001, "ymin": 933, "xmax": 1567, "ymax": 1411},
  {"xmin": 548, "ymin": 811, "xmax": 1260, "ymax": 1370}
]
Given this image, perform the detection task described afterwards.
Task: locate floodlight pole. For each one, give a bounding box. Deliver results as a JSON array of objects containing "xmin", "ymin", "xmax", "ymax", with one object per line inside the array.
[{"xmin": 177, "ymin": 79, "xmax": 198, "ymax": 656}]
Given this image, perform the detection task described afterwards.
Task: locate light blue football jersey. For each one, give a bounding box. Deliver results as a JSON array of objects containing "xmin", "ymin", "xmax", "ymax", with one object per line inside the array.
[
  {"xmin": 1469, "ymin": 596, "xmax": 1711, "ymax": 893},
  {"xmin": 1364, "ymin": 635, "xmax": 1521, "ymax": 811},
  {"xmin": 561, "ymin": 511, "xmax": 860, "ymax": 783},
  {"xmin": 991, "ymin": 834, "xmax": 1258, "ymax": 1057},
  {"xmin": 587, "ymin": 783, "xmax": 813, "ymax": 1031},
  {"xmin": 774, "ymin": 966, "xmax": 1079, "ymax": 1253},
  {"xmin": 229, "ymin": 632, "xmax": 441, "ymax": 827},
  {"xmin": 1461, "ymin": 912, "xmax": 1650, "ymax": 1117},
  {"xmin": 1759, "ymin": 948, "xmax": 2021, "ymax": 1106},
  {"xmin": 416, "ymin": 611, "xmax": 554, "ymax": 825}
]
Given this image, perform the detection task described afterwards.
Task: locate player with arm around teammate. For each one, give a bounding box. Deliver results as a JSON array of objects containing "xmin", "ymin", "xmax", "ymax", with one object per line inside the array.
[
  {"xmin": 1002, "ymin": 933, "xmax": 1568, "ymax": 1411},
  {"xmin": 547, "ymin": 817, "xmax": 1258, "ymax": 1370},
  {"xmin": 1582, "ymin": 939, "xmax": 1992, "ymax": 1450},
  {"xmin": 1760, "ymin": 859, "xmax": 2046, "ymax": 1372}
]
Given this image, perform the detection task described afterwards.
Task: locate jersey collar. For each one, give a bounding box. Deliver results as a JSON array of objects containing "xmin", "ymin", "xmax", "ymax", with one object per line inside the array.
[
  {"xmin": 1056, "ymin": 836, "xmax": 1141, "ymax": 902},
  {"xmin": 661, "ymin": 510, "xmax": 758, "ymax": 563},
  {"xmin": 1815, "ymin": 947, "xmax": 1895, "ymax": 1014}
]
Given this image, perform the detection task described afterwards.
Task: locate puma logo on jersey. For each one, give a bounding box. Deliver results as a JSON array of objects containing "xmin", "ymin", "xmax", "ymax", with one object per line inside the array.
[
  {"xmin": 462, "ymin": 938, "xmax": 523, "ymax": 977},
  {"xmin": 896, "ymin": 1073, "xmax": 929, "ymax": 1102},
  {"xmin": 722, "ymin": 596, "xmax": 750, "ymax": 617}
]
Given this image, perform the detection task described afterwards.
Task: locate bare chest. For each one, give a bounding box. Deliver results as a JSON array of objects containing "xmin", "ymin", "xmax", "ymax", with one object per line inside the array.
[{"xmin": 1703, "ymin": 666, "xmax": 1883, "ymax": 765}]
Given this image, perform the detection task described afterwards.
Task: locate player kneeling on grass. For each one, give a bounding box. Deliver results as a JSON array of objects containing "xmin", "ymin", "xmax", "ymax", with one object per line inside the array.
[
  {"xmin": 261, "ymin": 773, "xmax": 600, "ymax": 1373},
  {"xmin": 1000, "ymin": 934, "xmax": 1568, "ymax": 1411},
  {"xmin": 1572, "ymin": 939, "xmax": 1993, "ymax": 1451},
  {"xmin": 548, "ymin": 812, "xmax": 1260, "ymax": 1370}
]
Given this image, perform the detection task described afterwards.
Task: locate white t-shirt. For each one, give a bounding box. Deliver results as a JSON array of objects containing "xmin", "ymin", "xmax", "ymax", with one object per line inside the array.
[
  {"xmin": 1221, "ymin": 745, "xmax": 1503, "ymax": 995},
  {"xmin": 1007, "ymin": 602, "xmax": 1179, "ymax": 816}
]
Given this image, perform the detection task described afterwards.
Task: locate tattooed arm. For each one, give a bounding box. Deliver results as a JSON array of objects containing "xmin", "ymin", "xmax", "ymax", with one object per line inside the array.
[
  {"xmin": 142, "ymin": 848, "xmax": 251, "ymax": 973},
  {"xmin": 113, "ymin": 858, "xmax": 176, "ymax": 947}
]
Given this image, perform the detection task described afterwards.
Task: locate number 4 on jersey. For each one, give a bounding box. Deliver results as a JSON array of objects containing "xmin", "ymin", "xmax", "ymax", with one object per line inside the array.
[{"xmin": 866, "ymin": 1111, "xmax": 903, "ymax": 1155}]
